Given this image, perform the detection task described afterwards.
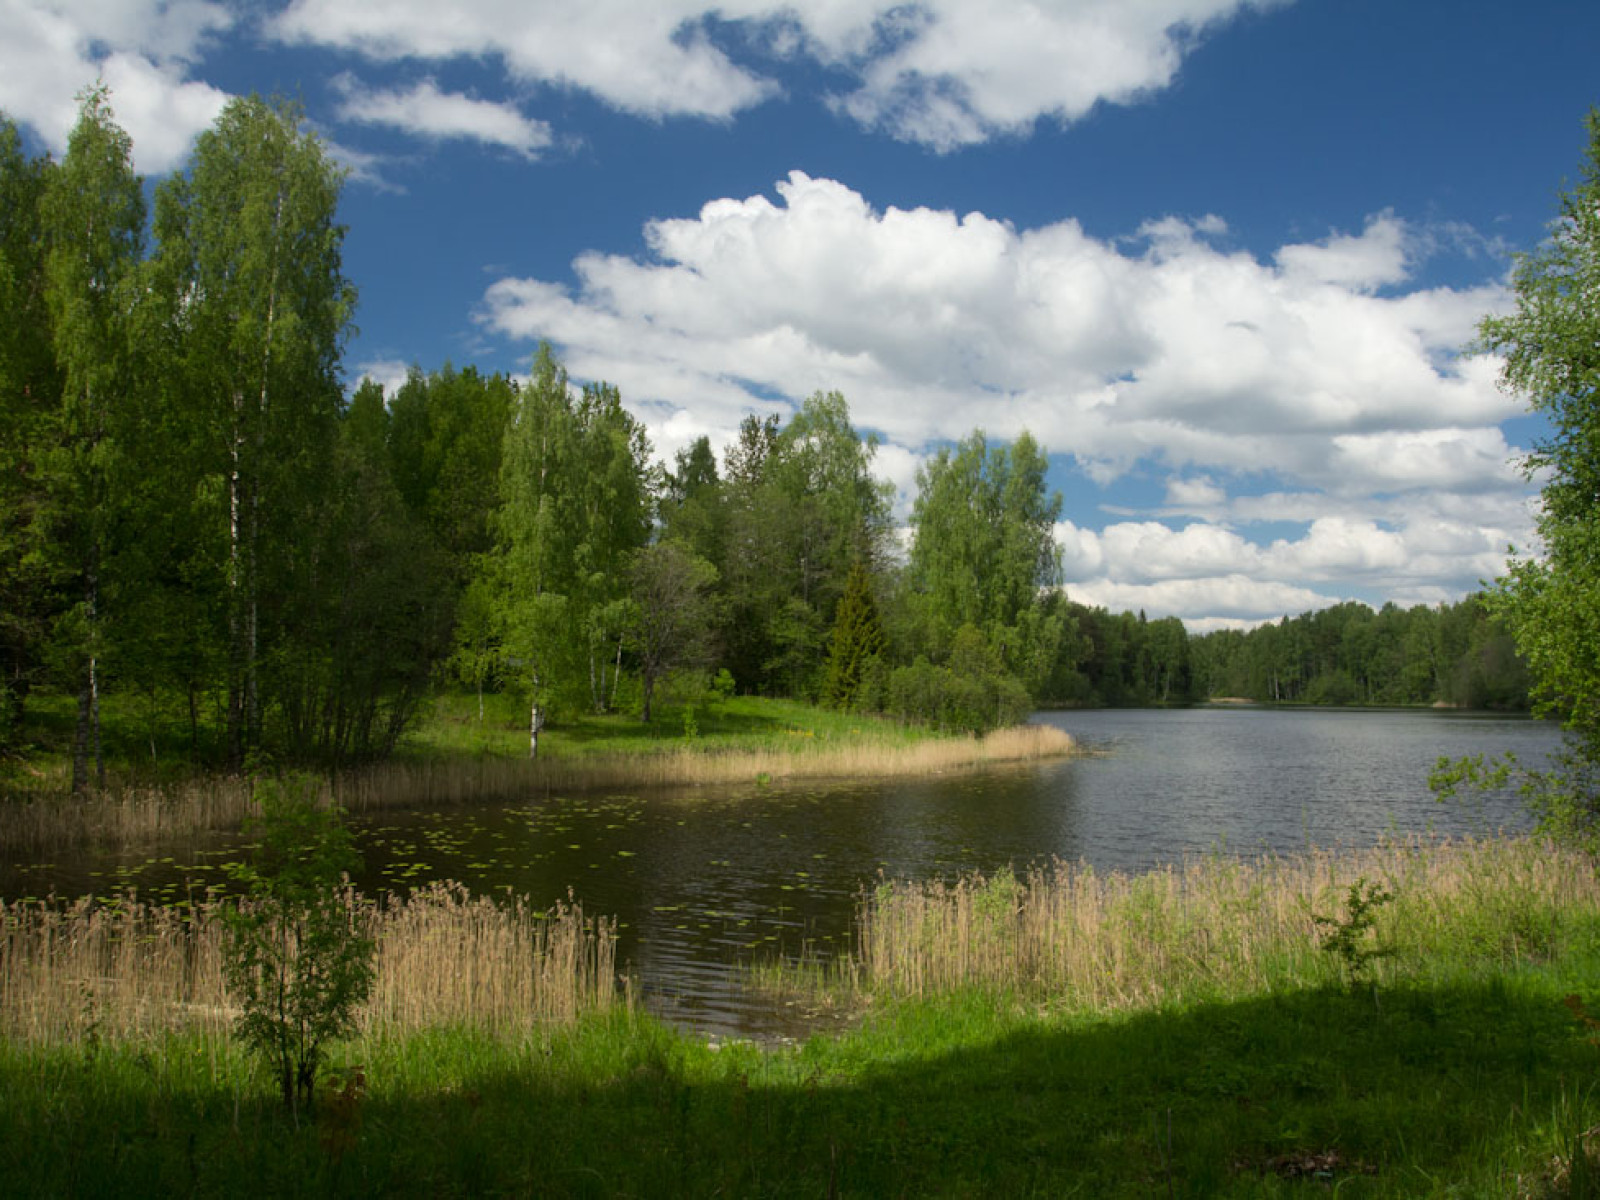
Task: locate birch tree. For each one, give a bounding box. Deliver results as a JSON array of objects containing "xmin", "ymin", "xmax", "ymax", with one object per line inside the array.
[
  {"xmin": 151, "ymin": 95, "xmax": 354, "ymax": 768},
  {"xmin": 485, "ymin": 344, "xmax": 653, "ymax": 734},
  {"xmin": 39, "ymin": 86, "xmax": 145, "ymax": 790}
]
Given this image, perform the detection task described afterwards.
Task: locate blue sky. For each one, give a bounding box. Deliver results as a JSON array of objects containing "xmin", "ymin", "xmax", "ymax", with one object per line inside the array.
[{"xmin": 5, "ymin": 0, "xmax": 1598, "ymax": 631}]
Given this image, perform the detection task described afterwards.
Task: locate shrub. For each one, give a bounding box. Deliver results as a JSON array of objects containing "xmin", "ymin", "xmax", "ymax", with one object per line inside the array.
[
  {"xmin": 223, "ymin": 774, "xmax": 375, "ymax": 1117},
  {"xmin": 885, "ymin": 626, "xmax": 1032, "ymax": 733}
]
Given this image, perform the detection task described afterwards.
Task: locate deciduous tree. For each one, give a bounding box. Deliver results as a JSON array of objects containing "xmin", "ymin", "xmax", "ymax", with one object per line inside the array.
[
  {"xmin": 151, "ymin": 95, "xmax": 354, "ymax": 768},
  {"xmin": 39, "ymin": 86, "xmax": 145, "ymax": 789},
  {"xmin": 1463, "ymin": 109, "xmax": 1600, "ymax": 846},
  {"xmin": 626, "ymin": 541, "xmax": 719, "ymax": 723},
  {"xmin": 0, "ymin": 116, "xmax": 56, "ymax": 746}
]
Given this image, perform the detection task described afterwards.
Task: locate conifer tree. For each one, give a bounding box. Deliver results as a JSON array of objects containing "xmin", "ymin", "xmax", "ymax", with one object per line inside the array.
[{"xmin": 822, "ymin": 559, "xmax": 885, "ymax": 709}]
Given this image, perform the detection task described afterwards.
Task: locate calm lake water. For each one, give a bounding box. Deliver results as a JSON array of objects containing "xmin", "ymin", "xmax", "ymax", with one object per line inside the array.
[{"xmin": 2, "ymin": 707, "xmax": 1562, "ymax": 1038}]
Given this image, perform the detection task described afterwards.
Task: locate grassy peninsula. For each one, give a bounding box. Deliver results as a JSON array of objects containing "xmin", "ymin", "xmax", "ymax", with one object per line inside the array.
[{"xmin": 0, "ymin": 690, "xmax": 1074, "ymax": 850}]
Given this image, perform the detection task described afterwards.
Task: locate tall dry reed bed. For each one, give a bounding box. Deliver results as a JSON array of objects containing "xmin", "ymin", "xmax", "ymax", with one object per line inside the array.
[
  {"xmin": 0, "ymin": 724, "xmax": 1075, "ymax": 852},
  {"xmin": 839, "ymin": 836, "xmax": 1600, "ymax": 1011},
  {"xmin": 0, "ymin": 882, "xmax": 621, "ymax": 1046}
]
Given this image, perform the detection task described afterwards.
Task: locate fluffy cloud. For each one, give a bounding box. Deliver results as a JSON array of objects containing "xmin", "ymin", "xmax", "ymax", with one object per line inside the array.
[
  {"xmin": 1055, "ymin": 504, "xmax": 1526, "ymax": 627},
  {"xmin": 481, "ymin": 171, "xmax": 1515, "ymax": 493},
  {"xmin": 332, "ymin": 75, "xmax": 554, "ymax": 158},
  {"xmin": 356, "ymin": 358, "xmax": 413, "ymax": 398},
  {"xmin": 273, "ymin": 0, "xmax": 775, "ymax": 121},
  {"xmin": 0, "ymin": 0, "xmax": 231, "ymax": 172},
  {"xmin": 273, "ymin": 0, "xmax": 1280, "ymax": 147},
  {"xmin": 478, "ymin": 170, "xmax": 1527, "ymax": 627},
  {"xmin": 818, "ymin": 0, "xmax": 1286, "ymax": 150}
]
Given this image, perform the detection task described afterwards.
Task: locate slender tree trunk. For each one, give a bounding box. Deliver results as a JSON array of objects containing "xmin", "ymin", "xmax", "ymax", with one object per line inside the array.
[
  {"xmin": 72, "ymin": 560, "xmax": 101, "ymax": 792},
  {"xmin": 228, "ymin": 389, "xmax": 245, "ymax": 769},
  {"xmin": 90, "ymin": 649, "xmax": 103, "ymax": 788}
]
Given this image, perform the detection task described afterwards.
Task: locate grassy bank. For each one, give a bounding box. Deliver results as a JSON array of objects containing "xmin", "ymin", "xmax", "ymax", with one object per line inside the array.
[
  {"xmin": 824, "ymin": 834, "xmax": 1600, "ymax": 1011},
  {"xmin": 4, "ymin": 836, "xmax": 1600, "ymax": 1195},
  {"xmin": 0, "ymin": 692, "xmax": 1074, "ymax": 851}
]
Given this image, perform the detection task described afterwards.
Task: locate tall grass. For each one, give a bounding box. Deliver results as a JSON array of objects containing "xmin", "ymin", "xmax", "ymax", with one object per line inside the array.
[
  {"xmin": 0, "ymin": 883, "xmax": 622, "ymax": 1046},
  {"xmin": 0, "ymin": 723, "xmax": 1074, "ymax": 851},
  {"xmin": 829, "ymin": 836, "xmax": 1600, "ymax": 1011}
]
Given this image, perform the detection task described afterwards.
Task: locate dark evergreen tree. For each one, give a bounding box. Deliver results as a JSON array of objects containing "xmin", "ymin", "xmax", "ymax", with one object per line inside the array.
[{"xmin": 822, "ymin": 559, "xmax": 886, "ymax": 710}]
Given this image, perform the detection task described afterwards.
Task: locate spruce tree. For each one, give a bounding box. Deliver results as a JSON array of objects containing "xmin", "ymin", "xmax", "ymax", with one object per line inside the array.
[{"xmin": 822, "ymin": 559, "xmax": 885, "ymax": 709}]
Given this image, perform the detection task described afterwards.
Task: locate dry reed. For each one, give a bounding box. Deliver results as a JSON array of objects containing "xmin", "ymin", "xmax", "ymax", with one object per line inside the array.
[
  {"xmin": 0, "ymin": 883, "xmax": 621, "ymax": 1046},
  {"xmin": 842, "ymin": 836, "xmax": 1600, "ymax": 1011},
  {"xmin": 0, "ymin": 724, "xmax": 1075, "ymax": 852}
]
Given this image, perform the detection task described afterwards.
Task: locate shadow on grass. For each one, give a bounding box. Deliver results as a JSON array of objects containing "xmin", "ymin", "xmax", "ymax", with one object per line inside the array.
[
  {"xmin": 6, "ymin": 978, "xmax": 1597, "ymax": 1197},
  {"xmin": 553, "ymin": 702, "xmax": 795, "ymax": 748}
]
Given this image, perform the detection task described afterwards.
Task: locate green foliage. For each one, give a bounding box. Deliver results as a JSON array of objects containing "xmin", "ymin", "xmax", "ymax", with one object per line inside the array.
[
  {"xmin": 224, "ymin": 774, "xmax": 375, "ymax": 1115},
  {"xmin": 822, "ymin": 560, "xmax": 885, "ymax": 710},
  {"xmin": 0, "ymin": 117, "xmax": 55, "ymax": 753},
  {"xmin": 1433, "ymin": 749, "xmax": 1600, "ymax": 857},
  {"xmin": 146, "ymin": 93, "xmax": 356, "ymax": 768},
  {"xmin": 483, "ymin": 343, "xmax": 654, "ymax": 719},
  {"xmin": 36, "ymin": 86, "xmax": 146, "ymax": 790},
  {"xmin": 1429, "ymin": 112, "xmax": 1600, "ymax": 851},
  {"xmin": 886, "ymin": 625, "xmax": 1031, "ymax": 733},
  {"xmin": 1476, "ymin": 115, "xmax": 1600, "ymax": 739},
  {"xmin": 893, "ymin": 429, "xmax": 1065, "ymax": 721},
  {"xmin": 1182, "ymin": 595, "xmax": 1530, "ymax": 709},
  {"xmin": 1313, "ymin": 877, "xmax": 1394, "ymax": 988},
  {"xmin": 625, "ymin": 540, "xmax": 719, "ymax": 723},
  {"xmin": 659, "ymin": 434, "xmax": 725, "ymax": 570},
  {"xmin": 907, "ymin": 428, "xmax": 1062, "ymax": 653},
  {"xmin": 718, "ymin": 395, "xmax": 893, "ymax": 696}
]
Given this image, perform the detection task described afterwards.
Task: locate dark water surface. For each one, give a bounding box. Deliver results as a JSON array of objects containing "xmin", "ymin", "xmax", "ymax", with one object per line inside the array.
[{"xmin": 2, "ymin": 708, "xmax": 1562, "ymax": 1038}]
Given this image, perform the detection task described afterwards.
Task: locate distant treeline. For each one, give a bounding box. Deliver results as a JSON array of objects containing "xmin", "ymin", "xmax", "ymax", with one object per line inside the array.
[{"xmin": 1042, "ymin": 597, "xmax": 1531, "ymax": 711}]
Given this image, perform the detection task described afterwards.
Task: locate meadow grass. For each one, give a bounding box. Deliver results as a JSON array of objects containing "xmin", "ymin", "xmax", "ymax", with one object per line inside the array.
[
  {"xmin": 0, "ymin": 691, "xmax": 1074, "ymax": 851},
  {"xmin": 4, "ymin": 835, "xmax": 1600, "ymax": 1195}
]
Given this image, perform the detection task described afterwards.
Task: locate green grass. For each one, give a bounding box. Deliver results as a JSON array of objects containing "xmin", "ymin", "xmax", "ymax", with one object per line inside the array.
[
  {"xmin": 1, "ymin": 687, "xmax": 938, "ymax": 792},
  {"xmin": 4, "ymin": 963, "xmax": 1600, "ymax": 1197},
  {"xmin": 401, "ymin": 690, "xmax": 939, "ymax": 763},
  {"xmin": 6, "ymin": 832, "xmax": 1600, "ymax": 1198}
]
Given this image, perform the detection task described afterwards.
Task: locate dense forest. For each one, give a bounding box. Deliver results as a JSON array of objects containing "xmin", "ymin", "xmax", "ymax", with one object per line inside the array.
[
  {"xmin": 1053, "ymin": 596, "xmax": 1530, "ymax": 711},
  {"xmin": 0, "ymin": 91, "xmax": 1531, "ymax": 788}
]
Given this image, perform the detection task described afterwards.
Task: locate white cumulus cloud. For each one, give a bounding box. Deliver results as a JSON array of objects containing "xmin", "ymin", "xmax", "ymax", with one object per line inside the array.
[
  {"xmin": 332, "ymin": 75, "xmax": 554, "ymax": 158},
  {"xmin": 273, "ymin": 0, "xmax": 1286, "ymax": 148},
  {"xmin": 479, "ymin": 170, "xmax": 1517, "ymax": 495},
  {"xmin": 0, "ymin": 0, "xmax": 231, "ymax": 172}
]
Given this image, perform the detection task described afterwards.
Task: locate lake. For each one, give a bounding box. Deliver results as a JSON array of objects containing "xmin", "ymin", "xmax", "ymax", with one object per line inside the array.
[{"xmin": 0, "ymin": 707, "xmax": 1562, "ymax": 1039}]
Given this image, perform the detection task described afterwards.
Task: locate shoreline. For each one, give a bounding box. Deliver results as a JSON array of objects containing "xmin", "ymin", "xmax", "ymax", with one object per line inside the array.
[{"xmin": 0, "ymin": 723, "xmax": 1076, "ymax": 853}]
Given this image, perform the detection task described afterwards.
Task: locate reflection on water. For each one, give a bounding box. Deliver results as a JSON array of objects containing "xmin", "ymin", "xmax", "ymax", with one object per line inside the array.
[{"xmin": 0, "ymin": 708, "xmax": 1561, "ymax": 1037}]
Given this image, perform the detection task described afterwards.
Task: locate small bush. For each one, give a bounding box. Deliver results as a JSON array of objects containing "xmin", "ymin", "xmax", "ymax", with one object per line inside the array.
[
  {"xmin": 224, "ymin": 774, "xmax": 375, "ymax": 1117},
  {"xmin": 1313, "ymin": 877, "xmax": 1393, "ymax": 988}
]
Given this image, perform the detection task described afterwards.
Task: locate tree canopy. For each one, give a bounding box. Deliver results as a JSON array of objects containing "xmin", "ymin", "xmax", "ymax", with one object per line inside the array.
[{"xmin": 1464, "ymin": 109, "xmax": 1600, "ymax": 846}]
